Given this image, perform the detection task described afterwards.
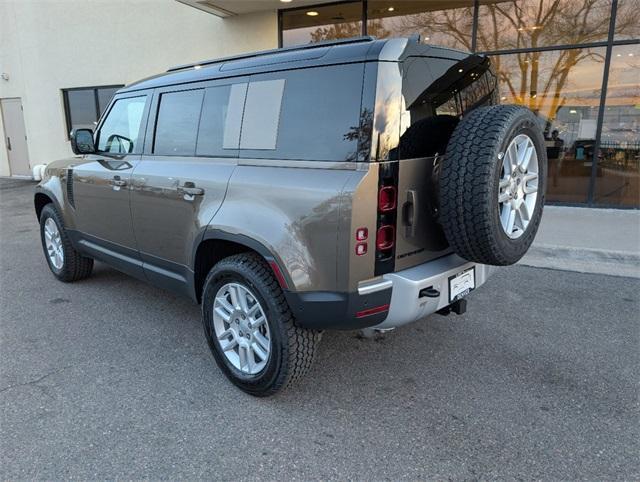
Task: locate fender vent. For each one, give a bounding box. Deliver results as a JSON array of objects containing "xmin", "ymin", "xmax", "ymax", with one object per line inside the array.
[{"xmin": 66, "ymin": 169, "xmax": 75, "ymax": 208}]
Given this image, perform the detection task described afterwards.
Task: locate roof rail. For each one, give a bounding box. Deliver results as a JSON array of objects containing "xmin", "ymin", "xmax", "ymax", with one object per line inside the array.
[{"xmin": 167, "ymin": 36, "xmax": 377, "ymax": 72}]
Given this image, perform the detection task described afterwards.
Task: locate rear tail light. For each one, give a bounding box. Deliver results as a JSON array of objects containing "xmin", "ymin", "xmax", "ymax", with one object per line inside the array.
[
  {"xmin": 355, "ymin": 242, "xmax": 368, "ymax": 256},
  {"xmin": 374, "ymin": 169, "xmax": 399, "ymax": 276},
  {"xmin": 376, "ymin": 225, "xmax": 395, "ymax": 251},
  {"xmin": 356, "ymin": 227, "xmax": 368, "ymax": 241},
  {"xmin": 378, "ymin": 186, "xmax": 397, "ymax": 212}
]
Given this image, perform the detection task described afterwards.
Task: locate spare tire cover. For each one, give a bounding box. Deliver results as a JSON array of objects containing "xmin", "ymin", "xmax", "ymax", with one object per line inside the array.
[{"xmin": 438, "ymin": 105, "xmax": 547, "ymax": 266}]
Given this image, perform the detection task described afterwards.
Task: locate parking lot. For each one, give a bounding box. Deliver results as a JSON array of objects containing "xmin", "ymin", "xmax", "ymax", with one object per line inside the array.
[{"xmin": 1, "ymin": 178, "xmax": 638, "ymax": 480}]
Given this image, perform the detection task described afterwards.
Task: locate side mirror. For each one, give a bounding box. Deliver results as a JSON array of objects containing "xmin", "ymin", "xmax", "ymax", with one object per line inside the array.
[{"xmin": 70, "ymin": 128, "xmax": 95, "ymax": 155}]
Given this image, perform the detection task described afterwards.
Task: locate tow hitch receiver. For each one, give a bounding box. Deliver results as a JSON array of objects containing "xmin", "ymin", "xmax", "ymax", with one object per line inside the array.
[{"xmin": 437, "ymin": 298, "xmax": 467, "ymax": 316}]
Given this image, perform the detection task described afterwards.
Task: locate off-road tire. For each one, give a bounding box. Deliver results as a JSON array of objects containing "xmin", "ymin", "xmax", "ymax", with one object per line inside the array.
[
  {"xmin": 439, "ymin": 105, "xmax": 547, "ymax": 265},
  {"xmin": 39, "ymin": 204, "xmax": 94, "ymax": 282},
  {"xmin": 202, "ymin": 253, "xmax": 322, "ymax": 397}
]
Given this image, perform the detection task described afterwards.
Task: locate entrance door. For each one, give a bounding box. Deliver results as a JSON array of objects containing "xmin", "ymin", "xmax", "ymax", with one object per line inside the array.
[{"xmin": 1, "ymin": 98, "xmax": 30, "ymax": 176}]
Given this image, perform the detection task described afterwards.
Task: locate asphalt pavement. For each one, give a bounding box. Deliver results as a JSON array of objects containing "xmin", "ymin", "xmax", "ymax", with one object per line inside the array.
[{"xmin": 1, "ymin": 178, "xmax": 639, "ymax": 480}]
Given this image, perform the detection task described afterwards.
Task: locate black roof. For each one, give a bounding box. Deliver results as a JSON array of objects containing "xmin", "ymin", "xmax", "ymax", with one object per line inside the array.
[{"xmin": 120, "ymin": 36, "xmax": 468, "ymax": 93}]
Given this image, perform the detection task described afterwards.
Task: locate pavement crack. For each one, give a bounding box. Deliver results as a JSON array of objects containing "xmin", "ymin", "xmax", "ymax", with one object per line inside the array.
[{"xmin": 0, "ymin": 365, "xmax": 73, "ymax": 395}]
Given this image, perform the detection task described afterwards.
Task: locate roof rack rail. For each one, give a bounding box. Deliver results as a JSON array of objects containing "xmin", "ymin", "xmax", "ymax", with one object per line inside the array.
[{"xmin": 167, "ymin": 36, "xmax": 377, "ymax": 72}]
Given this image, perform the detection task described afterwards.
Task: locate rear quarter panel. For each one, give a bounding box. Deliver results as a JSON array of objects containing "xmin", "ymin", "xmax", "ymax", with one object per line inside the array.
[{"xmin": 208, "ymin": 162, "xmax": 357, "ymax": 292}]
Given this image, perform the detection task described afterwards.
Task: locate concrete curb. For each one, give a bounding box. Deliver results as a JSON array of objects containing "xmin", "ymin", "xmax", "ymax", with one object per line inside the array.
[{"xmin": 520, "ymin": 244, "xmax": 640, "ymax": 279}]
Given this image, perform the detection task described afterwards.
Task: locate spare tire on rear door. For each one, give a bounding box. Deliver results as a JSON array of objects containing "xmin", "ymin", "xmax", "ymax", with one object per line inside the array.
[{"xmin": 438, "ymin": 105, "xmax": 547, "ymax": 266}]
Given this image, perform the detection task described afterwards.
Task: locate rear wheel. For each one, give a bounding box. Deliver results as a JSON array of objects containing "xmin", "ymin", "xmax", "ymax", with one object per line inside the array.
[
  {"xmin": 202, "ymin": 253, "xmax": 322, "ymax": 396},
  {"xmin": 39, "ymin": 204, "xmax": 93, "ymax": 282},
  {"xmin": 438, "ymin": 105, "xmax": 547, "ymax": 265}
]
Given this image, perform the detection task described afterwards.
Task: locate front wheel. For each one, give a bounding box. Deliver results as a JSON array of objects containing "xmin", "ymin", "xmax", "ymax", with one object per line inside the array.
[
  {"xmin": 39, "ymin": 204, "xmax": 93, "ymax": 282},
  {"xmin": 201, "ymin": 253, "xmax": 322, "ymax": 396}
]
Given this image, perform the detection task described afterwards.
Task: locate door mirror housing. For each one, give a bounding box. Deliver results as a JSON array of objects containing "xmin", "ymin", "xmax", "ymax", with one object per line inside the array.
[{"xmin": 70, "ymin": 128, "xmax": 95, "ymax": 155}]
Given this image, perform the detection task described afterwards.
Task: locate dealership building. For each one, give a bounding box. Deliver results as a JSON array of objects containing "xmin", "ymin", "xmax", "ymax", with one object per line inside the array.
[{"xmin": 1, "ymin": 0, "xmax": 638, "ymax": 207}]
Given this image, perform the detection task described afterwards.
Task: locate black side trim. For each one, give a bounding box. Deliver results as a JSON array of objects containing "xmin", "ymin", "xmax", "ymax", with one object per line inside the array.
[
  {"xmin": 139, "ymin": 251, "xmax": 196, "ymax": 300},
  {"xmin": 284, "ymin": 286, "xmax": 392, "ymax": 330},
  {"xmin": 66, "ymin": 169, "xmax": 75, "ymax": 208},
  {"xmin": 67, "ymin": 230, "xmax": 146, "ymax": 281}
]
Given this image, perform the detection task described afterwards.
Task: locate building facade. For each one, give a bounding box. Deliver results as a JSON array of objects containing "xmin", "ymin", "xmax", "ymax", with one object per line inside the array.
[{"xmin": 1, "ymin": 0, "xmax": 638, "ymax": 207}]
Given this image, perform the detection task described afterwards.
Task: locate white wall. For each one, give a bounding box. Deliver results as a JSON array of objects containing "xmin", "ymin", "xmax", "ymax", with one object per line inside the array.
[{"xmin": 0, "ymin": 0, "xmax": 277, "ymax": 176}]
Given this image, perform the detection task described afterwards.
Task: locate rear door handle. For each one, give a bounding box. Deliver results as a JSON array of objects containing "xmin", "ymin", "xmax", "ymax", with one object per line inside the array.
[
  {"xmin": 6, "ymin": 137, "xmax": 11, "ymax": 151},
  {"xmin": 110, "ymin": 175, "xmax": 127, "ymax": 190},
  {"xmin": 403, "ymin": 189, "xmax": 418, "ymax": 238},
  {"xmin": 177, "ymin": 182, "xmax": 204, "ymax": 200}
]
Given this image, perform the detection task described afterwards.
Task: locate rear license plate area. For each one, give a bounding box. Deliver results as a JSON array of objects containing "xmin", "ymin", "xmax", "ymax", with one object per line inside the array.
[{"xmin": 448, "ymin": 267, "xmax": 475, "ymax": 303}]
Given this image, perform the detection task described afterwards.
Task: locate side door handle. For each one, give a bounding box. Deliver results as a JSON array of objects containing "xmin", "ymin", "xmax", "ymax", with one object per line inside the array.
[
  {"xmin": 177, "ymin": 181, "xmax": 204, "ymax": 201},
  {"xmin": 6, "ymin": 137, "xmax": 11, "ymax": 151},
  {"xmin": 110, "ymin": 175, "xmax": 127, "ymax": 190}
]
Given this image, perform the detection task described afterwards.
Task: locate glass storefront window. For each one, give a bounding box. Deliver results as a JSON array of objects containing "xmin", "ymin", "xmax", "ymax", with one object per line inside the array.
[
  {"xmin": 278, "ymin": 0, "xmax": 639, "ymax": 206},
  {"xmin": 491, "ymin": 48, "xmax": 607, "ymax": 203},
  {"xmin": 477, "ymin": 0, "xmax": 612, "ymax": 52},
  {"xmin": 614, "ymin": 0, "xmax": 640, "ymax": 40},
  {"xmin": 366, "ymin": 0, "xmax": 474, "ymax": 51},
  {"xmin": 594, "ymin": 44, "xmax": 640, "ymax": 206},
  {"xmin": 281, "ymin": 1, "xmax": 362, "ymax": 47}
]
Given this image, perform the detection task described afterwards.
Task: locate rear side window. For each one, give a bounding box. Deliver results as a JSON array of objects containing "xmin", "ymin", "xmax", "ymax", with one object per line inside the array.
[
  {"xmin": 154, "ymin": 89, "xmax": 204, "ymax": 156},
  {"xmin": 239, "ymin": 64, "xmax": 364, "ymax": 161},
  {"xmin": 196, "ymin": 83, "xmax": 247, "ymax": 156}
]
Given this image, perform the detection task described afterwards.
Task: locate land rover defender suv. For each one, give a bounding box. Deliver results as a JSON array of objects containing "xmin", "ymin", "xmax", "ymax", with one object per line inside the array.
[{"xmin": 35, "ymin": 36, "xmax": 546, "ymax": 396}]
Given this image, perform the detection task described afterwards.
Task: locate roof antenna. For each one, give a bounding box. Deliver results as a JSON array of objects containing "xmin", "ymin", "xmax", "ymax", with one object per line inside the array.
[{"xmin": 409, "ymin": 33, "xmax": 421, "ymax": 44}]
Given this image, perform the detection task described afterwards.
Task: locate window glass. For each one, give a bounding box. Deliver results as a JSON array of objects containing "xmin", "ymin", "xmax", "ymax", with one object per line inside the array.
[
  {"xmin": 491, "ymin": 47, "xmax": 606, "ymax": 203},
  {"xmin": 614, "ymin": 0, "xmax": 640, "ymax": 40},
  {"xmin": 97, "ymin": 96, "xmax": 147, "ymax": 154},
  {"xmin": 240, "ymin": 64, "xmax": 364, "ymax": 161},
  {"xmin": 367, "ymin": 0, "xmax": 474, "ymax": 51},
  {"xmin": 154, "ymin": 90, "xmax": 204, "ymax": 156},
  {"xmin": 594, "ymin": 44, "xmax": 639, "ymax": 206},
  {"xmin": 196, "ymin": 83, "xmax": 247, "ymax": 156},
  {"xmin": 281, "ymin": 1, "xmax": 362, "ymax": 47},
  {"xmin": 66, "ymin": 89, "xmax": 98, "ymax": 131},
  {"xmin": 477, "ymin": 0, "xmax": 612, "ymax": 52}
]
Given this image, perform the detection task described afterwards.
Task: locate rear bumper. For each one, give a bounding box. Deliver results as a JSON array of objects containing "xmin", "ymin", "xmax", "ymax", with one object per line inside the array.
[
  {"xmin": 285, "ymin": 253, "xmax": 496, "ymax": 331},
  {"xmin": 374, "ymin": 254, "xmax": 496, "ymax": 329}
]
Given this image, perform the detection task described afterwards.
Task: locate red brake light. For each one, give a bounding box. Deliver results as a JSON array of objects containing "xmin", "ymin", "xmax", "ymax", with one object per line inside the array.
[
  {"xmin": 378, "ymin": 186, "xmax": 397, "ymax": 212},
  {"xmin": 356, "ymin": 227, "xmax": 368, "ymax": 241},
  {"xmin": 376, "ymin": 225, "xmax": 395, "ymax": 251}
]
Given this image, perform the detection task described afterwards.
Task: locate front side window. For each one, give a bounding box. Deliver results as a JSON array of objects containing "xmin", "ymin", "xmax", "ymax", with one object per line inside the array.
[
  {"xmin": 96, "ymin": 95, "xmax": 147, "ymax": 154},
  {"xmin": 154, "ymin": 90, "xmax": 204, "ymax": 156}
]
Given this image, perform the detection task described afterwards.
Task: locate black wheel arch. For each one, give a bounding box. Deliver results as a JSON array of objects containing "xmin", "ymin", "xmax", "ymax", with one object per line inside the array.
[{"xmin": 192, "ymin": 229, "xmax": 291, "ymax": 304}]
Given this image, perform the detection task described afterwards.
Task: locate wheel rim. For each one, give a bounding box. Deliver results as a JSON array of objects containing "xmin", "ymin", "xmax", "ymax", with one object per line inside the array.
[
  {"xmin": 44, "ymin": 217, "xmax": 64, "ymax": 269},
  {"xmin": 498, "ymin": 134, "xmax": 539, "ymax": 239},
  {"xmin": 212, "ymin": 282, "xmax": 271, "ymax": 375}
]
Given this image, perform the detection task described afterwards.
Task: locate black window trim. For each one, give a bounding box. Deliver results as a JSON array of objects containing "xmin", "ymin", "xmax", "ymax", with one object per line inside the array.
[{"xmin": 61, "ymin": 84, "xmax": 124, "ymax": 140}]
